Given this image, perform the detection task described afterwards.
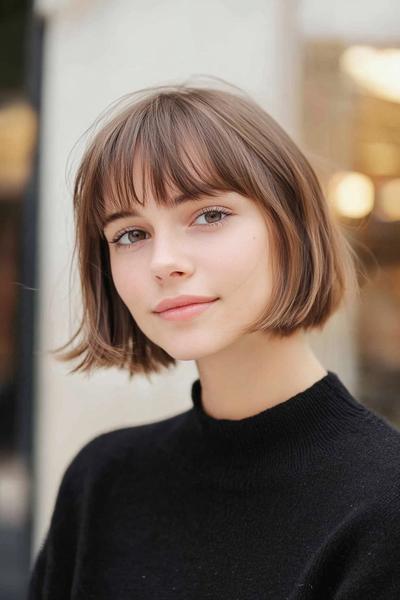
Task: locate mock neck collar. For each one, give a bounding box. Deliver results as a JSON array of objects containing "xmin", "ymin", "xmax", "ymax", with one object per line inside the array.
[{"xmin": 188, "ymin": 370, "xmax": 369, "ymax": 460}]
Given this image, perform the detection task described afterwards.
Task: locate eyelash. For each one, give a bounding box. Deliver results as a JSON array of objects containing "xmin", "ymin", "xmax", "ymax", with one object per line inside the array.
[{"xmin": 109, "ymin": 206, "xmax": 232, "ymax": 250}]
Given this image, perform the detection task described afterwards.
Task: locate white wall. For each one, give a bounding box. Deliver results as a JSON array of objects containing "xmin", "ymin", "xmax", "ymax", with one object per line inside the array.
[
  {"xmin": 299, "ymin": 0, "xmax": 400, "ymax": 43},
  {"xmin": 31, "ymin": 0, "xmax": 304, "ymax": 559}
]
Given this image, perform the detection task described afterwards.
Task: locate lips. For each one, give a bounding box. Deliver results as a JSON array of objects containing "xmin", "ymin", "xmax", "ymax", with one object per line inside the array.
[{"xmin": 154, "ymin": 295, "xmax": 218, "ymax": 313}]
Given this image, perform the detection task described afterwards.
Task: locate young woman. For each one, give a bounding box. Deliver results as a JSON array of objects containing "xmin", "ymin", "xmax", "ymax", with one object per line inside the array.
[{"xmin": 28, "ymin": 81, "xmax": 400, "ymax": 599}]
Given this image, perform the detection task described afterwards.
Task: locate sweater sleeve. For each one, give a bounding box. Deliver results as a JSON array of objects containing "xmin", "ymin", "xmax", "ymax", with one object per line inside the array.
[
  {"xmin": 27, "ymin": 436, "xmax": 100, "ymax": 600},
  {"xmin": 294, "ymin": 487, "xmax": 400, "ymax": 600},
  {"xmin": 334, "ymin": 505, "xmax": 400, "ymax": 599}
]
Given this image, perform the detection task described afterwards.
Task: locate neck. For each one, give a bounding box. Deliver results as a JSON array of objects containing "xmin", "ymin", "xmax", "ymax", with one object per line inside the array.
[{"xmin": 195, "ymin": 329, "xmax": 328, "ymax": 420}]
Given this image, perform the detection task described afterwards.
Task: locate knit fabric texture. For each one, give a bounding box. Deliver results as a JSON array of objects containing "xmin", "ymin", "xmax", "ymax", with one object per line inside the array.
[{"xmin": 28, "ymin": 370, "xmax": 400, "ymax": 599}]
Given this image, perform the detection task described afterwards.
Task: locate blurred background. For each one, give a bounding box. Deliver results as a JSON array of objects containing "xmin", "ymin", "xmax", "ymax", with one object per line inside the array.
[{"xmin": 0, "ymin": 0, "xmax": 399, "ymax": 597}]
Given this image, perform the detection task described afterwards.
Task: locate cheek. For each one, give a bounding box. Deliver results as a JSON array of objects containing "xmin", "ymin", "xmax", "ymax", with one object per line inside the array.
[
  {"xmin": 109, "ymin": 256, "xmax": 144, "ymax": 310},
  {"xmin": 199, "ymin": 224, "xmax": 256, "ymax": 271},
  {"xmin": 207, "ymin": 226, "xmax": 271, "ymax": 296}
]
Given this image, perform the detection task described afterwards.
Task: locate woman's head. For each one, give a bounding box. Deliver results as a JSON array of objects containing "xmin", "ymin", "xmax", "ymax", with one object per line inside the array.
[{"xmin": 56, "ymin": 81, "xmax": 360, "ymax": 377}]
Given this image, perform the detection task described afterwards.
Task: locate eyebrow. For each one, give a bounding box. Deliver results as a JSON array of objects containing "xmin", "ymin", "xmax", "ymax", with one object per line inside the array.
[{"xmin": 102, "ymin": 193, "xmax": 207, "ymax": 229}]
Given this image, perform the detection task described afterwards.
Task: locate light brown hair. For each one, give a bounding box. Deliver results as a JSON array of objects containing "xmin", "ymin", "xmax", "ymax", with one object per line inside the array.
[{"xmin": 54, "ymin": 80, "xmax": 362, "ymax": 378}]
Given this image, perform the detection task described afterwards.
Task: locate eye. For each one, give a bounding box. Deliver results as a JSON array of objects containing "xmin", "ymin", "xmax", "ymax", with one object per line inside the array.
[
  {"xmin": 109, "ymin": 206, "xmax": 231, "ymax": 250},
  {"xmin": 192, "ymin": 207, "xmax": 231, "ymax": 227}
]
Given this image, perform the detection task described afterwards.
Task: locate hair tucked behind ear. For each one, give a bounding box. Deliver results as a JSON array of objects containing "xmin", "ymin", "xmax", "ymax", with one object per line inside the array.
[{"xmin": 51, "ymin": 78, "xmax": 365, "ymax": 378}]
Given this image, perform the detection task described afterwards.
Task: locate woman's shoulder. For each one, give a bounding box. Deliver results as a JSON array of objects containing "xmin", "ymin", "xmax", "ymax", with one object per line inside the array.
[
  {"xmin": 61, "ymin": 408, "xmax": 190, "ymax": 489},
  {"xmin": 355, "ymin": 405, "xmax": 400, "ymax": 463}
]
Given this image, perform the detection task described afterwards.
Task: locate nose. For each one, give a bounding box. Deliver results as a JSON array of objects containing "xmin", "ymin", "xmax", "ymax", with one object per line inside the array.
[{"xmin": 150, "ymin": 234, "xmax": 194, "ymax": 281}]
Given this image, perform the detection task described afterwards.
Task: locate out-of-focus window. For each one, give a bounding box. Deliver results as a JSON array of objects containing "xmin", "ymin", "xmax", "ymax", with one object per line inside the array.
[{"xmin": 301, "ymin": 40, "xmax": 400, "ymax": 428}]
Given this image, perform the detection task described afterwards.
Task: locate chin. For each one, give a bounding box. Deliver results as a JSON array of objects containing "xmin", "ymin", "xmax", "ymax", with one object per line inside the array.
[
  {"xmin": 159, "ymin": 337, "xmax": 230, "ymax": 362},
  {"xmin": 161, "ymin": 347, "xmax": 210, "ymax": 362},
  {"xmin": 155, "ymin": 336, "xmax": 211, "ymax": 359}
]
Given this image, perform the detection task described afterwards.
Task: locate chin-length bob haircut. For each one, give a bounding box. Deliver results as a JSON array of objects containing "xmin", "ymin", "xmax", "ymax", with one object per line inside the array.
[{"xmin": 54, "ymin": 79, "xmax": 362, "ymax": 378}]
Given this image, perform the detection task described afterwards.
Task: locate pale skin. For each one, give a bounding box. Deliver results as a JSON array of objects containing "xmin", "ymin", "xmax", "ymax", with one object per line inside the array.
[{"xmin": 103, "ymin": 158, "xmax": 328, "ymax": 420}]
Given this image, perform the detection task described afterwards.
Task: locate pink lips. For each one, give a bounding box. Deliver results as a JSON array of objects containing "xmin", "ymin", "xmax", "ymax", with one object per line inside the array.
[
  {"xmin": 153, "ymin": 295, "xmax": 218, "ymax": 313},
  {"xmin": 155, "ymin": 299, "xmax": 218, "ymax": 321}
]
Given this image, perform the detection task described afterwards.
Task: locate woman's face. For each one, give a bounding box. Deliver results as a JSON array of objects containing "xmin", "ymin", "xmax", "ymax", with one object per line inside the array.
[{"xmin": 103, "ymin": 169, "xmax": 274, "ymax": 361}]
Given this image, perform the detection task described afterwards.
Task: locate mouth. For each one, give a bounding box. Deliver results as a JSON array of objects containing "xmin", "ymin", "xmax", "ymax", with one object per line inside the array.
[{"xmin": 155, "ymin": 299, "xmax": 219, "ymax": 321}]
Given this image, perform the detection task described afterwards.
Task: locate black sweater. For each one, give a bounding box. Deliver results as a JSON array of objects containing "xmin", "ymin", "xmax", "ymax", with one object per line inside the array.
[{"xmin": 28, "ymin": 370, "xmax": 400, "ymax": 599}]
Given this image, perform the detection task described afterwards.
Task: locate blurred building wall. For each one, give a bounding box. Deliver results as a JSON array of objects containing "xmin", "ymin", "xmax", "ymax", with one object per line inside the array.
[
  {"xmin": 299, "ymin": 0, "xmax": 400, "ymax": 42},
  {"xmin": 31, "ymin": 0, "xmax": 357, "ymax": 560}
]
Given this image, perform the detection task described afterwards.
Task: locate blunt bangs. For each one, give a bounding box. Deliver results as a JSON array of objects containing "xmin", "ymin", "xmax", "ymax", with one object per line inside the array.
[{"xmin": 83, "ymin": 90, "xmax": 277, "ymax": 238}]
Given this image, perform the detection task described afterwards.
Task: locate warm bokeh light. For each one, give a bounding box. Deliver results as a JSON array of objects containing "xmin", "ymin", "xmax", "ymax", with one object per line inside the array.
[
  {"xmin": 340, "ymin": 45, "xmax": 400, "ymax": 103},
  {"xmin": 379, "ymin": 178, "xmax": 400, "ymax": 222},
  {"xmin": 360, "ymin": 142, "xmax": 400, "ymax": 177},
  {"xmin": 328, "ymin": 171, "xmax": 374, "ymax": 219},
  {"xmin": 0, "ymin": 100, "xmax": 37, "ymax": 195}
]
